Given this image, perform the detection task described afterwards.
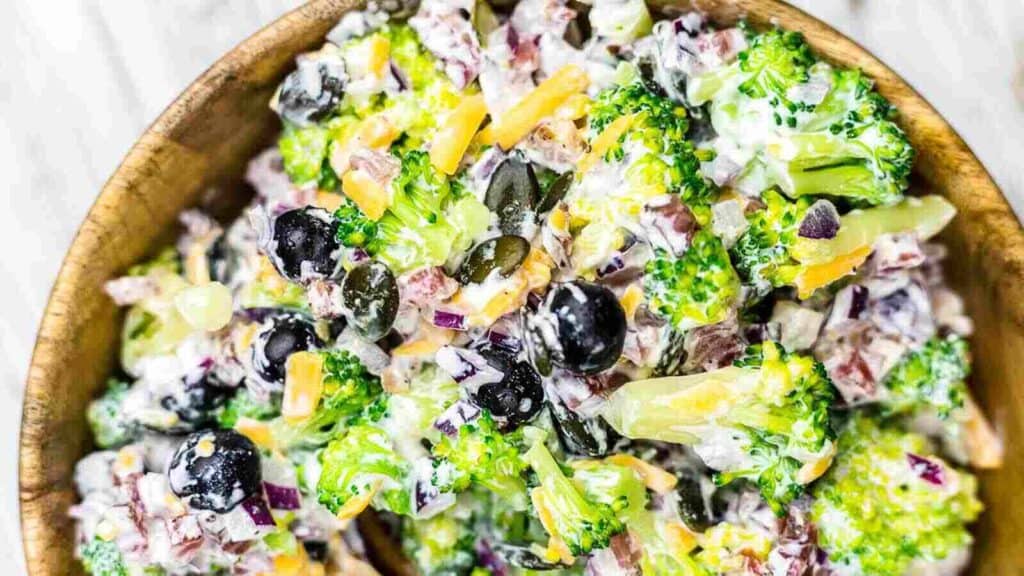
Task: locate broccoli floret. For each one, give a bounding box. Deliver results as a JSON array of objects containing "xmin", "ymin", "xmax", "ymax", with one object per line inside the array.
[
  {"xmin": 337, "ymin": 150, "xmax": 490, "ymax": 273},
  {"xmin": 334, "ymin": 198, "xmax": 380, "ymax": 250},
  {"xmin": 811, "ymin": 416, "xmax": 982, "ymax": 576},
  {"xmin": 601, "ymin": 341, "xmax": 835, "ymax": 513},
  {"xmin": 690, "ymin": 28, "xmax": 913, "ymax": 206},
  {"xmin": 769, "ymin": 120, "xmax": 913, "ymax": 206},
  {"xmin": 80, "ymin": 538, "xmax": 128, "ymax": 576},
  {"xmin": 729, "ymin": 189, "xmax": 809, "ymax": 293},
  {"xmin": 279, "ymin": 123, "xmax": 333, "ymax": 186},
  {"xmin": 402, "ymin": 505, "xmax": 479, "ymax": 576},
  {"xmin": 87, "ymin": 380, "xmax": 136, "ymax": 449},
  {"xmin": 523, "ymin": 441, "xmax": 624, "ymax": 559},
  {"xmin": 272, "ymin": 350, "xmax": 382, "ymax": 447},
  {"xmin": 432, "ymin": 411, "xmax": 527, "ymax": 503},
  {"xmin": 217, "ymin": 388, "xmax": 280, "ymax": 429},
  {"xmin": 317, "ymin": 424, "xmax": 411, "ymax": 516},
  {"xmin": 881, "ymin": 335, "xmax": 969, "ymax": 419},
  {"xmin": 643, "ymin": 230, "xmax": 741, "ymax": 330}
]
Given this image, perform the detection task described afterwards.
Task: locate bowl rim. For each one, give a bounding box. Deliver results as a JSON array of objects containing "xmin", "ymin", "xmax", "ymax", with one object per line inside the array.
[{"xmin": 19, "ymin": 0, "xmax": 1022, "ymax": 572}]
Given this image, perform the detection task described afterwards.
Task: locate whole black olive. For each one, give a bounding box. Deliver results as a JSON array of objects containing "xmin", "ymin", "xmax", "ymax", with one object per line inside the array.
[
  {"xmin": 485, "ymin": 159, "xmax": 540, "ymax": 235},
  {"xmin": 342, "ymin": 260, "xmax": 399, "ymax": 341},
  {"xmin": 374, "ymin": 0, "xmax": 420, "ymax": 19},
  {"xmin": 548, "ymin": 395, "xmax": 617, "ymax": 457},
  {"xmin": 676, "ymin": 473, "xmax": 712, "ymax": 532},
  {"xmin": 302, "ymin": 541, "xmax": 329, "ymax": 562},
  {"xmin": 252, "ymin": 314, "xmax": 322, "ymax": 387},
  {"xmin": 471, "ymin": 345, "xmax": 544, "ymax": 429},
  {"xmin": 529, "ymin": 281, "xmax": 626, "ymax": 375},
  {"xmin": 158, "ymin": 375, "xmax": 234, "ymax": 433},
  {"xmin": 168, "ymin": 430, "xmax": 262, "ymax": 513},
  {"xmin": 270, "ymin": 207, "xmax": 340, "ymax": 282},
  {"xmin": 277, "ymin": 55, "xmax": 347, "ymax": 127},
  {"xmin": 457, "ymin": 235, "xmax": 530, "ymax": 284}
]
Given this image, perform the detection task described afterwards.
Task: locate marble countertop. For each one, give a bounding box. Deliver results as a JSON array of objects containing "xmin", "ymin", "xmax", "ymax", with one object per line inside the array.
[{"xmin": 1, "ymin": 1, "xmax": 1020, "ymax": 572}]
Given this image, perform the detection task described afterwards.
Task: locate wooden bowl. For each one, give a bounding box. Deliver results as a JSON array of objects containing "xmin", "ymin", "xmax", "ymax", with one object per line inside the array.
[{"xmin": 19, "ymin": 0, "xmax": 1024, "ymax": 573}]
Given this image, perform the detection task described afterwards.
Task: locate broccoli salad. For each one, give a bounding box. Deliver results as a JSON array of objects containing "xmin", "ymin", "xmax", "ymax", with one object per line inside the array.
[{"xmin": 72, "ymin": 1, "xmax": 1004, "ymax": 575}]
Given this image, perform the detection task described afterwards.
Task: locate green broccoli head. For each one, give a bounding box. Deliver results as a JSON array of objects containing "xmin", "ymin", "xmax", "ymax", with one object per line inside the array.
[
  {"xmin": 337, "ymin": 150, "xmax": 490, "ymax": 273},
  {"xmin": 402, "ymin": 506, "xmax": 479, "ymax": 576},
  {"xmin": 80, "ymin": 538, "xmax": 128, "ymax": 576},
  {"xmin": 523, "ymin": 441, "xmax": 624, "ymax": 560},
  {"xmin": 882, "ymin": 335, "xmax": 970, "ymax": 419},
  {"xmin": 317, "ymin": 423, "xmax": 411, "ymax": 516},
  {"xmin": 432, "ymin": 411, "xmax": 527, "ymax": 503},
  {"xmin": 87, "ymin": 380, "xmax": 136, "ymax": 449},
  {"xmin": 729, "ymin": 189, "xmax": 808, "ymax": 293},
  {"xmin": 274, "ymin": 350, "xmax": 383, "ymax": 448},
  {"xmin": 811, "ymin": 415, "xmax": 982, "ymax": 576},
  {"xmin": 278, "ymin": 123, "xmax": 335, "ymax": 187},
  {"xmin": 736, "ymin": 29, "xmax": 815, "ymax": 103},
  {"xmin": 216, "ymin": 388, "xmax": 280, "ymax": 429},
  {"xmin": 334, "ymin": 198, "xmax": 380, "ymax": 250},
  {"xmin": 769, "ymin": 119, "xmax": 913, "ymax": 206},
  {"xmin": 644, "ymin": 230, "xmax": 741, "ymax": 330},
  {"xmin": 602, "ymin": 342, "xmax": 835, "ymax": 513},
  {"xmin": 588, "ymin": 80, "xmax": 710, "ymax": 205},
  {"xmin": 689, "ymin": 26, "xmax": 914, "ymax": 206}
]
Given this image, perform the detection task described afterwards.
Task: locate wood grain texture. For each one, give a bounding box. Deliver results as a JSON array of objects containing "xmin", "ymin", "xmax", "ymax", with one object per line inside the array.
[{"xmin": 17, "ymin": 1, "xmax": 1024, "ymax": 574}]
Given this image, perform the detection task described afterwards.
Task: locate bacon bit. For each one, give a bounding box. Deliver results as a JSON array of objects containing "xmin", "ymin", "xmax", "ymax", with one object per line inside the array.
[
  {"xmin": 794, "ymin": 245, "xmax": 873, "ymax": 299},
  {"xmin": 578, "ymin": 114, "xmax": 635, "ymax": 174},
  {"xmin": 336, "ymin": 480, "xmax": 382, "ymax": 521},
  {"xmin": 431, "ymin": 93, "xmax": 489, "ymax": 175},
  {"xmin": 236, "ymin": 417, "xmax": 276, "ymax": 451},
  {"xmin": 605, "ymin": 454, "xmax": 678, "ymax": 494},
  {"xmin": 342, "ymin": 169, "xmax": 389, "ymax": 220},
  {"xmin": 963, "ymin": 394, "xmax": 1004, "ymax": 469},
  {"xmin": 479, "ymin": 64, "xmax": 590, "ymax": 149},
  {"xmin": 104, "ymin": 275, "xmax": 158, "ymax": 306},
  {"xmin": 283, "ymin": 351, "xmax": 325, "ymax": 424},
  {"xmin": 399, "ymin": 267, "xmax": 459, "ymax": 308}
]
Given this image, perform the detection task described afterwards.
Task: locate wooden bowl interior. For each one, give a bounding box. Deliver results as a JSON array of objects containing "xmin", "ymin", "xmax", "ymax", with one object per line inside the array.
[{"xmin": 20, "ymin": 0, "xmax": 1024, "ymax": 573}]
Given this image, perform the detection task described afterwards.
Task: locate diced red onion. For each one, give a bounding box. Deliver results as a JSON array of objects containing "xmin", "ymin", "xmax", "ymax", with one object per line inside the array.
[
  {"xmin": 798, "ymin": 200, "xmax": 841, "ymax": 239},
  {"xmin": 476, "ymin": 540, "xmax": 509, "ymax": 576},
  {"xmin": 486, "ymin": 330, "xmax": 522, "ymax": 352},
  {"xmin": 433, "ymin": 310, "xmax": 468, "ymax": 331},
  {"xmin": 436, "ymin": 346, "xmax": 504, "ymax": 391},
  {"xmin": 434, "ymin": 400, "xmax": 482, "ymax": 437},
  {"xmin": 907, "ymin": 453, "xmax": 945, "ymax": 486},
  {"xmin": 242, "ymin": 496, "xmax": 275, "ymax": 527},
  {"xmin": 350, "ymin": 247, "xmax": 370, "ymax": 262},
  {"xmin": 597, "ymin": 254, "xmax": 625, "ymax": 278},
  {"xmin": 412, "ymin": 458, "xmax": 457, "ymax": 519},
  {"xmin": 263, "ymin": 483, "xmax": 301, "ymax": 510}
]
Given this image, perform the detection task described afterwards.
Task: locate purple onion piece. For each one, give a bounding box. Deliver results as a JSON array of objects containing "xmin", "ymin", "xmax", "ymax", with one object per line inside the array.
[
  {"xmin": 798, "ymin": 200, "xmax": 841, "ymax": 239},
  {"xmin": 389, "ymin": 60, "xmax": 409, "ymax": 91},
  {"xmin": 242, "ymin": 496, "xmax": 275, "ymax": 527},
  {"xmin": 412, "ymin": 458, "xmax": 457, "ymax": 518},
  {"xmin": 263, "ymin": 483, "xmax": 302, "ymax": 510},
  {"xmin": 434, "ymin": 400, "xmax": 482, "ymax": 437},
  {"xmin": 848, "ymin": 285, "xmax": 869, "ymax": 319},
  {"xmin": 907, "ymin": 453, "xmax": 945, "ymax": 486},
  {"xmin": 476, "ymin": 540, "xmax": 510, "ymax": 576},
  {"xmin": 597, "ymin": 254, "xmax": 625, "ymax": 278},
  {"xmin": 433, "ymin": 310, "xmax": 468, "ymax": 331},
  {"xmin": 486, "ymin": 329, "xmax": 522, "ymax": 353},
  {"xmin": 350, "ymin": 247, "xmax": 370, "ymax": 262}
]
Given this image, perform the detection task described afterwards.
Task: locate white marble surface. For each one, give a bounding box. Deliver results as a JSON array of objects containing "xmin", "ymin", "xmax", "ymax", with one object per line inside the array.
[{"xmin": 0, "ymin": 1, "xmax": 1020, "ymax": 572}]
